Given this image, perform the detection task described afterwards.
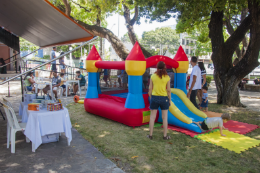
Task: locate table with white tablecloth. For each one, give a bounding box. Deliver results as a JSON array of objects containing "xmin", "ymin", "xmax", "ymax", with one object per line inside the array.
[
  {"xmin": 24, "ymin": 107, "xmax": 72, "ymax": 152},
  {"xmin": 19, "ymin": 102, "xmax": 29, "ymax": 122}
]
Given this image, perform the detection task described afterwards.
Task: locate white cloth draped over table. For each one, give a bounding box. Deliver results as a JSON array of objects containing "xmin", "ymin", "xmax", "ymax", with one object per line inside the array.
[
  {"xmin": 19, "ymin": 102, "xmax": 29, "ymax": 123},
  {"xmin": 24, "ymin": 107, "xmax": 72, "ymax": 151}
]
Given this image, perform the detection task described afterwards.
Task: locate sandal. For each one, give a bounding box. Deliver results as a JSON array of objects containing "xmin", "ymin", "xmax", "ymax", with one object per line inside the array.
[
  {"xmin": 147, "ymin": 135, "xmax": 153, "ymax": 140},
  {"xmin": 163, "ymin": 136, "xmax": 171, "ymax": 140}
]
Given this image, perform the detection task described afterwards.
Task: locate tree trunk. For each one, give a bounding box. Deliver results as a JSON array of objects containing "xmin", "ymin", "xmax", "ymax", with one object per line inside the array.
[
  {"xmin": 209, "ymin": 0, "xmax": 260, "ymax": 107},
  {"xmin": 96, "ymin": 8, "xmax": 103, "ymax": 59},
  {"xmin": 123, "ymin": 5, "xmax": 152, "ymax": 58},
  {"xmin": 60, "ymin": 1, "xmax": 130, "ymax": 60},
  {"xmin": 62, "ymin": 0, "xmax": 71, "ymax": 16},
  {"xmin": 76, "ymin": 20, "xmax": 130, "ymax": 60}
]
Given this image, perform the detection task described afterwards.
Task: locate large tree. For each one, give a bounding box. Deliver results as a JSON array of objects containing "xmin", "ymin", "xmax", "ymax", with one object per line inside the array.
[
  {"xmin": 138, "ymin": 0, "xmax": 260, "ymax": 107},
  {"xmin": 52, "ymin": 0, "xmax": 152, "ymax": 59},
  {"xmin": 52, "ymin": 0, "xmax": 130, "ymax": 59},
  {"xmin": 141, "ymin": 27, "xmax": 180, "ymax": 55}
]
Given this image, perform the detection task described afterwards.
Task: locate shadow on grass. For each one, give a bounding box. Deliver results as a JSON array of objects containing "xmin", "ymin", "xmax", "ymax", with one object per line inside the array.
[{"xmin": 67, "ymin": 102, "xmax": 260, "ymax": 173}]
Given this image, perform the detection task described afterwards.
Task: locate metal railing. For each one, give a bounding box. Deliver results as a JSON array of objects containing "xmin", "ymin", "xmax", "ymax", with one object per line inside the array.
[
  {"xmin": 0, "ymin": 48, "xmax": 41, "ymax": 69},
  {"xmin": 22, "ymin": 59, "xmax": 86, "ymax": 80},
  {"xmin": 0, "ymin": 37, "xmax": 98, "ymax": 85}
]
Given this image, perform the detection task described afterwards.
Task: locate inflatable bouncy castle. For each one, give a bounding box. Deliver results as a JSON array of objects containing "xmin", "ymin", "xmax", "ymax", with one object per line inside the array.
[{"xmin": 84, "ymin": 42, "xmax": 207, "ymax": 133}]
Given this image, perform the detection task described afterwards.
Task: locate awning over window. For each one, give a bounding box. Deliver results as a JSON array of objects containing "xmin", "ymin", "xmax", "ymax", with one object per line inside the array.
[{"xmin": 0, "ymin": 0, "xmax": 94, "ymax": 48}]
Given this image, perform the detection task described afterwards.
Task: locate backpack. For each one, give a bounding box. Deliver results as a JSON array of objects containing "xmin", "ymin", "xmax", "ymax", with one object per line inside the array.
[{"xmin": 117, "ymin": 70, "xmax": 121, "ymax": 75}]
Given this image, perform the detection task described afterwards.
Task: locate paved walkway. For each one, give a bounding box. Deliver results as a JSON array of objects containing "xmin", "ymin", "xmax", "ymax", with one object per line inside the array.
[
  {"xmin": 0, "ymin": 83, "xmax": 124, "ymax": 173},
  {"xmin": 208, "ymin": 82, "xmax": 260, "ymax": 112}
]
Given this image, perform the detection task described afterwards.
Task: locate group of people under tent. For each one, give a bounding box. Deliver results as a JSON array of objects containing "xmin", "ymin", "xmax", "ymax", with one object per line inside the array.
[{"xmin": 24, "ymin": 70, "xmax": 86, "ymax": 100}]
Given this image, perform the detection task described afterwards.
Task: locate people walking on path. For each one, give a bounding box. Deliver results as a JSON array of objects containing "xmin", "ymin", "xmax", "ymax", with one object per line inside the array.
[
  {"xmin": 187, "ymin": 56, "xmax": 201, "ymax": 109},
  {"xmin": 49, "ymin": 47, "xmax": 57, "ymax": 78},
  {"xmin": 59, "ymin": 52, "xmax": 66, "ymax": 74}
]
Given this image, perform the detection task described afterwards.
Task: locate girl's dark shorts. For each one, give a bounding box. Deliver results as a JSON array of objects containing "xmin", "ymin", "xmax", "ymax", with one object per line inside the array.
[{"xmin": 150, "ymin": 95, "xmax": 169, "ymax": 110}]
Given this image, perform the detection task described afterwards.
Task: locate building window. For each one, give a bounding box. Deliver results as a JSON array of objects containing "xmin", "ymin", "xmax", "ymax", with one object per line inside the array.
[
  {"xmin": 182, "ymin": 39, "xmax": 185, "ymax": 45},
  {"xmin": 191, "ymin": 41, "xmax": 193, "ymax": 45},
  {"xmin": 186, "ymin": 40, "xmax": 189, "ymax": 45},
  {"xmin": 190, "ymin": 50, "xmax": 193, "ymax": 55},
  {"xmin": 185, "ymin": 49, "xmax": 189, "ymax": 54}
]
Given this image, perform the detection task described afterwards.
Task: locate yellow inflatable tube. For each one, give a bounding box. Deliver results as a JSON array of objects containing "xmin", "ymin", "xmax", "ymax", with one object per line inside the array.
[
  {"xmin": 78, "ymin": 100, "xmax": 84, "ymax": 104},
  {"xmin": 171, "ymin": 88, "xmax": 207, "ymax": 119},
  {"xmin": 169, "ymin": 101, "xmax": 192, "ymax": 124}
]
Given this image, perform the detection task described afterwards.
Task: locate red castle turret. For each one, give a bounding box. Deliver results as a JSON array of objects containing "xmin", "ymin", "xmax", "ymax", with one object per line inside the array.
[
  {"xmin": 86, "ymin": 45, "xmax": 102, "ymax": 72},
  {"xmin": 173, "ymin": 46, "xmax": 189, "ymax": 62},
  {"xmin": 125, "ymin": 42, "xmax": 146, "ymax": 76},
  {"xmin": 126, "ymin": 42, "xmax": 146, "ymax": 61}
]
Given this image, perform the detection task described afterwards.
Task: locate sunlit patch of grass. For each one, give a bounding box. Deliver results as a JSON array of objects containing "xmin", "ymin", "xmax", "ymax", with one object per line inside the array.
[{"xmin": 67, "ymin": 101, "xmax": 260, "ymax": 173}]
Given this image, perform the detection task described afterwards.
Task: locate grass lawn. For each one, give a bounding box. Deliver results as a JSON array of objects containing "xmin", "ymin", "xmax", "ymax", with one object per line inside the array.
[{"xmin": 67, "ymin": 101, "xmax": 260, "ymax": 173}]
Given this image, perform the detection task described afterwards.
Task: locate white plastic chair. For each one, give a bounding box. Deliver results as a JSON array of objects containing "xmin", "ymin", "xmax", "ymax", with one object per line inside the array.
[
  {"xmin": 58, "ymin": 86, "xmax": 64, "ymax": 98},
  {"xmin": 79, "ymin": 76, "xmax": 88, "ymax": 96},
  {"xmin": 2, "ymin": 103, "xmax": 27, "ymax": 153},
  {"xmin": 3, "ymin": 98, "xmax": 22, "ymax": 123}
]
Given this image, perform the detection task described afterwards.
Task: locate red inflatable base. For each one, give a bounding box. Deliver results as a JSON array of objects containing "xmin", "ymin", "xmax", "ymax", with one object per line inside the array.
[{"xmin": 84, "ymin": 94, "xmax": 151, "ymax": 127}]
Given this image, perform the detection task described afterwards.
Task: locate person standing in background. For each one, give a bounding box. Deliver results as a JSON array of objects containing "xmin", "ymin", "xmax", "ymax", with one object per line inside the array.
[
  {"xmin": 107, "ymin": 69, "xmax": 111, "ymax": 86},
  {"xmin": 143, "ymin": 68, "xmax": 150, "ymax": 90},
  {"xmin": 59, "ymin": 52, "xmax": 66, "ymax": 74},
  {"xmin": 122, "ymin": 70, "xmax": 128, "ymax": 89},
  {"xmin": 166, "ymin": 68, "xmax": 175, "ymax": 88},
  {"xmin": 79, "ymin": 60, "xmax": 84, "ymax": 73},
  {"xmin": 0, "ymin": 58, "xmax": 7, "ymax": 74},
  {"xmin": 79, "ymin": 60, "xmax": 84, "ymax": 69},
  {"xmin": 197, "ymin": 62, "xmax": 207, "ymax": 106},
  {"xmin": 49, "ymin": 47, "xmax": 57, "ymax": 79},
  {"xmin": 103, "ymin": 69, "xmax": 109, "ymax": 87},
  {"xmin": 117, "ymin": 70, "xmax": 122, "ymax": 88},
  {"xmin": 187, "ymin": 56, "xmax": 201, "ymax": 109}
]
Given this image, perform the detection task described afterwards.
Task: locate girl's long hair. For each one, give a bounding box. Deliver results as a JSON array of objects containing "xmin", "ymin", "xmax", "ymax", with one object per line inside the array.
[
  {"xmin": 198, "ymin": 62, "xmax": 206, "ymax": 71},
  {"xmin": 155, "ymin": 61, "xmax": 167, "ymax": 79}
]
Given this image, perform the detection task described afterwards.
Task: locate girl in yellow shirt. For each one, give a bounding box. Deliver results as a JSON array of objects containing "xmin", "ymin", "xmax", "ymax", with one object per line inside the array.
[{"xmin": 148, "ymin": 61, "xmax": 171, "ymax": 140}]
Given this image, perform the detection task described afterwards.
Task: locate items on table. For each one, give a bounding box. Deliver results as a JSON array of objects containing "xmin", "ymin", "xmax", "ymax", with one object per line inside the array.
[
  {"xmin": 32, "ymin": 99, "xmax": 44, "ymax": 103},
  {"xmin": 24, "ymin": 93, "xmax": 36, "ymax": 103},
  {"xmin": 47, "ymin": 103, "xmax": 63, "ymax": 111},
  {"xmin": 28, "ymin": 103, "xmax": 41, "ymax": 111},
  {"xmin": 41, "ymin": 100, "xmax": 54, "ymax": 108}
]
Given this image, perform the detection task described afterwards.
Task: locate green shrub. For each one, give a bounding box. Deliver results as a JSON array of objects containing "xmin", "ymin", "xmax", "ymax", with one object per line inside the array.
[
  {"xmin": 206, "ymin": 76, "xmax": 212, "ymax": 86},
  {"xmin": 43, "ymin": 55, "xmax": 50, "ymax": 59}
]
